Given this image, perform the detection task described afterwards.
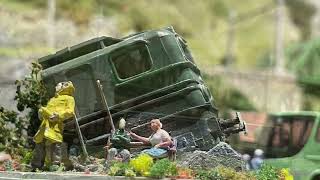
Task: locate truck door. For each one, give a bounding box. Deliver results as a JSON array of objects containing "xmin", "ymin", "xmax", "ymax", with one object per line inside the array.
[
  {"xmin": 291, "ymin": 116, "xmax": 320, "ymax": 179},
  {"xmin": 303, "ymin": 117, "xmax": 320, "ymax": 179}
]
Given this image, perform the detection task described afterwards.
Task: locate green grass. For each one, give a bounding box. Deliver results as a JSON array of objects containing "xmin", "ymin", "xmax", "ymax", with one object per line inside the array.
[
  {"xmin": 0, "ymin": 0, "xmax": 300, "ymax": 70},
  {"xmin": 0, "ymin": 47, "xmax": 53, "ymax": 58},
  {"xmin": 0, "ymin": 0, "xmax": 43, "ymax": 12}
]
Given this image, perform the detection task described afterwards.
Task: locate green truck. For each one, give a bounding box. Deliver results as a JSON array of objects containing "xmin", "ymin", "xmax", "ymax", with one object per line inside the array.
[
  {"xmin": 232, "ymin": 111, "xmax": 320, "ymax": 179},
  {"xmin": 263, "ymin": 112, "xmax": 320, "ymax": 180},
  {"xmin": 37, "ymin": 27, "xmax": 245, "ymax": 151}
]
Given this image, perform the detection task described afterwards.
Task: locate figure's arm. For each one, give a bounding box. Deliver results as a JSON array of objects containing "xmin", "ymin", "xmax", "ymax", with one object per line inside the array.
[
  {"xmin": 129, "ymin": 131, "xmax": 150, "ymax": 144},
  {"xmin": 38, "ymin": 107, "xmax": 52, "ymax": 120},
  {"xmin": 155, "ymin": 137, "xmax": 172, "ymax": 148},
  {"xmin": 57, "ymin": 96, "xmax": 75, "ymax": 121},
  {"xmin": 118, "ymin": 134, "xmax": 131, "ymax": 144}
]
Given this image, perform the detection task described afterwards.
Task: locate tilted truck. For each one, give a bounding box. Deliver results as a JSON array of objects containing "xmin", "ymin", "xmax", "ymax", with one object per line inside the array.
[
  {"xmin": 37, "ymin": 27, "xmax": 245, "ymax": 151},
  {"xmin": 230, "ymin": 111, "xmax": 320, "ymax": 180}
]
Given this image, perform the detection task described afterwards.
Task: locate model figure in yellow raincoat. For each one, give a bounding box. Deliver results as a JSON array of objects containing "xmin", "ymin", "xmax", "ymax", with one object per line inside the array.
[{"xmin": 31, "ymin": 81, "xmax": 75, "ymax": 169}]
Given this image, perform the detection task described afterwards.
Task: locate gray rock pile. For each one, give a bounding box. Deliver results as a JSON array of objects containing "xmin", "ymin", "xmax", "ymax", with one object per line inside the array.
[
  {"xmin": 69, "ymin": 155, "xmax": 106, "ymax": 173},
  {"xmin": 178, "ymin": 142, "xmax": 245, "ymax": 170}
]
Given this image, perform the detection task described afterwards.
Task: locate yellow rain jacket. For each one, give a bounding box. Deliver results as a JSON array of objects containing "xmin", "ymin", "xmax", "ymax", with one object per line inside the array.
[{"xmin": 34, "ymin": 82, "xmax": 75, "ymax": 143}]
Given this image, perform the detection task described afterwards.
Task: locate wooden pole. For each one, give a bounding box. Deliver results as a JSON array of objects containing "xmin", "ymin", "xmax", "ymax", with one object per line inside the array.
[{"xmin": 74, "ymin": 109, "xmax": 88, "ymax": 159}]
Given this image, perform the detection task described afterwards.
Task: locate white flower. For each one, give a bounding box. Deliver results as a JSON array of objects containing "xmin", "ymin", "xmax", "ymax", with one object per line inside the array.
[
  {"xmin": 5, "ymin": 122, "xmax": 16, "ymax": 130},
  {"xmin": 22, "ymin": 129, "xmax": 28, "ymax": 136}
]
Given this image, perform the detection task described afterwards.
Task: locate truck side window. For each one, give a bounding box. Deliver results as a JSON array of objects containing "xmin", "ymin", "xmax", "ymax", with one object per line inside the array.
[
  {"xmin": 269, "ymin": 118, "xmax": 314, "ymax": 158},
  {"xmin": 111, "ymin": 44, "xmax": 151, "ymax": 79}
]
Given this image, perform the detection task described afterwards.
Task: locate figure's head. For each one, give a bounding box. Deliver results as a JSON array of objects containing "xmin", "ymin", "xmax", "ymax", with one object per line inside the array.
[
  {"xmin": 254, "ymin": 149, "xmax": 264, "ymax": 157},
  {"xmin": 242, "ymin": 154, "xmax": 250, "ymax": 161},
  {"xmin": 55, "ymin": 81, "xmax": 75, "ymax": 96},
  {"xmin": 119, "ymin": 118, "xmax": 126, "ymax": 129},
  {"xmin": 150, "ymin": 119, "xmax": 162, "ymax": 132}
]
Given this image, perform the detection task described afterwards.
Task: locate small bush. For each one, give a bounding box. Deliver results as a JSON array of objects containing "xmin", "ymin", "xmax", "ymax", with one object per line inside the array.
[
  {"xmin": 255, "ymin": 164, "xmax": 280, "ymax": 180},
  {"xmin": 195, "ymin": 166, "xmax": 256, "ymax": 180},
  {"xmin": 195, "ymin": 169, "xmax": 223, "ymax": 180},
  {"xmin": 108, "ymin": 162, "xmax": 136, "ymax": 177},
  {"xmin": 0, "ymin": 107, "xmax": 28, "ymax": 155},
  {"xmin": 216, "ymin": 166, "xmax": 255, "ymax": 180},
  {"xmin": 149, "ymin": 158, "xmax": 177, "ymax": 178},
  {"xmin": 15, "ymin": 62, "xmax": 48, "ymax": 137},
  {"xmin": 129, "ymin": 153, "xmax": 153, "ymax": 176},
  {"xmin": 20, "ymin": 150, "xmax": 33, "ymax": 164}
]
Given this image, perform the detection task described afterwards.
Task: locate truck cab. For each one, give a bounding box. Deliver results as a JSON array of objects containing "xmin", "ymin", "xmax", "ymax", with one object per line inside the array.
[
  {"xmin": 38, "ymin": 27, "xmax": 244, "ymax": 151},
  {"xmin": 232, "ymin": 111, "xmax": 320, "ymax": 179},
  {"xmin": 260, "ymin": 112, "xmax": 320, "ymax": 180}
]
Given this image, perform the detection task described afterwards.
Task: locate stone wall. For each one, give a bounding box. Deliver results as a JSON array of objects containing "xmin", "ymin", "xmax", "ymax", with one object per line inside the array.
[{"xmin": 0, "ymin": 82, "xmax": 18, "ymax": 111}]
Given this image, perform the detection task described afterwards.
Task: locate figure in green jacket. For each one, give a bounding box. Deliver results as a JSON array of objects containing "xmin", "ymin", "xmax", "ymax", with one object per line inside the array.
[{"xmin": 107, "ymin": 118, "xmax": 131, "ymax": 162}]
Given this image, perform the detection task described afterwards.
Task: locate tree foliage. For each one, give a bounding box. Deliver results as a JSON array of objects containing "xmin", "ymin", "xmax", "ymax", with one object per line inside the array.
[
  {"xmin": 285, "ymin": 0, "xmax": 316, "ymax": 40},
  {"xmin": 14, "ymin": 62, "xmax": 48, "ymax": 137},
  {"xmin": 0, "ymin": 107, "xmax": 28, "ymax": 156},
  {"xmin": 203, "ymin": 74, "xmax": 256, "ymax": 117}
]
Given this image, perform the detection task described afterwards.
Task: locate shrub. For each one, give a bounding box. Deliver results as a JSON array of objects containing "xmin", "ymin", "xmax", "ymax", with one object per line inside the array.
[
  {"xmin": 216, "ymin": 166, "xmax": 256, "ymax": 180},
  {"xmin": 255, "ymin": 164, "xmax": 280, "ymax": 180},
  {"xmin": 195, "ymin": 166, "xmax": 256, "ymax": 180},
  {"xmin": 20, "ymin": 150, "xmax": 33, "ymax": 164},
  {"xmin": 149, "ymin": 158, "xmax": 177, "ymax": 178},
  {"xmin": 129, "ymin": 153, "xmax": 153, "ymax": 176},
  {"xmin": 15, "ymin": 62, "xmax": 48, "ymax": 137},
  {"xmin": 0, "ymin": 107, "xmax": 28, "ymax": 156},
  {"xmin": 195, "ymin": 169, "xmax": 223, "ymax": 180},
  {"xmin": 108, "ymin": 162, "xmax": 136, "ymax": 177}
]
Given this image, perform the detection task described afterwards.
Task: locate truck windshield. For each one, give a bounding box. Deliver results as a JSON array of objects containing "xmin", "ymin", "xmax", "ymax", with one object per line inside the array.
[
  {"xmin": 262, "ymin": 115, "xmax": 315, "ymax": 158},
  {"xmin": 111, "ymin": 44, "xmax": 152, "ymax": 79}
]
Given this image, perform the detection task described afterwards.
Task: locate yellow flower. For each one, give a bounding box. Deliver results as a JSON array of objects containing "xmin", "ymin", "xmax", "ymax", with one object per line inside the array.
[
  {"xmin": 129, "ymin": 153, "xmax": 153, "ymax": 176},
  {"xmin": 280, "ymin": 168, "xmax": 294, "ymax": 180}
]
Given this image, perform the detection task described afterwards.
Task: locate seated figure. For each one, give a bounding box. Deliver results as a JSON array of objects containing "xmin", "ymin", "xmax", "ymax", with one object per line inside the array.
[
  {"xmin": 106, "ymin": 118, "xmax": 131, "ymax": 162},
  {"xmin": 129, "ymin": 119, "xmax": 173, "ymax": 159}
]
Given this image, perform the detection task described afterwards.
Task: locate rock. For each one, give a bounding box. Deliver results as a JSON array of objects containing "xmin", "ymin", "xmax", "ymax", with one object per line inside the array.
[
  {"xmin": 69, "ymin": 155, "xmax": 107, "ymax": 173},
  {"xmin": 0, "ymin": 152, "xmax": 11, "ymax": 162},
  {"xmin": 87, "ymin": 164, "xmax": 98, "ymax": 172},
  {"xmin": 178, "ymin": 142, "xmax": 245, "ymax": 170},
  {"xmin": 208, "ymin": 142, "xmax": 242, "ymax": 159},
  {"xmin": 74, "ymin": 164, "xmax": 86, "ymax": 172}
]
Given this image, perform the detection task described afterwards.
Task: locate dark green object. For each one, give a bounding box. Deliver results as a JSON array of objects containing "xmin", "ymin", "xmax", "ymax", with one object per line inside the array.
[
  {"xmin": 149, "ymin": 158, "xmax": 177, "ymax": 178},
  {"xmin": 111, "ymin": 129, "xmax": 130, "ymax": 149},
  {"xmin": 265, "ymin": 112, "xmax": 320, "ymax": 180},
  {"xmin": 250, "ymin": 111, "xmax": 320, "ymax": 180},
  {"xmin": 254, "ymin": 164, "xmax": 280, "ymax": 180},
  {"xmin": 290, "ymin": 38, "xmax": 320, "ymax": 90},
  {"xmin": 38, "ymin": 27, "xmax": 244, "ymax": 150}
]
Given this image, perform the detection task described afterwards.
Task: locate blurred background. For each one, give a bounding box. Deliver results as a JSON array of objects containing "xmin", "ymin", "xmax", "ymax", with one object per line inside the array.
[{"xmin": 0, "ymin": 0, "xmax": 319, "ymax": 117}]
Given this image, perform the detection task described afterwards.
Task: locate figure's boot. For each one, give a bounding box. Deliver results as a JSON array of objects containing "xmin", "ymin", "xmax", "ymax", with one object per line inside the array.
[
  {"xmin": 60, "ymin": 142, "xmax": 74, "ymax": 170},
  {"xmin": 51, "ymin": 143, "xmax": 61, "ymax": 166},
  {"xmin": 44, "ymin": 141, "xmax": 55, "ymax": 167},
  {"xmin": 31, "ymin": 142, "xmax": 46, "ymax": 171}
]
